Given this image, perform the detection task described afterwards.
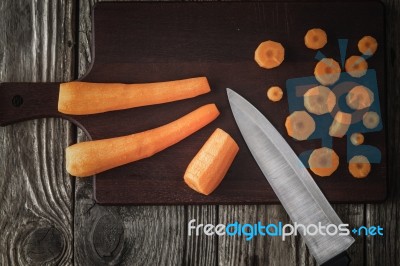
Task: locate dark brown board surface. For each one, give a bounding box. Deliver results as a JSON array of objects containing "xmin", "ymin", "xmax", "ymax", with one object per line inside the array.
[{"xmin": 0, "ymin": 1, "xmax": 386, "ymax": 204}]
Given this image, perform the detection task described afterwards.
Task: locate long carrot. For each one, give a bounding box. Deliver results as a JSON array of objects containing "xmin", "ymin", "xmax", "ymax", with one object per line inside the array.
[
  {"xmin": 66, "ymin": 104, "xmax": 220, "ymax": 177},
  {"xmin": 58, "ymin": 77, "xmax": 211, "ymax": 115}
]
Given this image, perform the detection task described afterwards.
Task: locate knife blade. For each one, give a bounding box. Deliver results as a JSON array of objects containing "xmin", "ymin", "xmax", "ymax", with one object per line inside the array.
[{"xmin": 227, "ymin": 88, "xmax": 354, "ymax": 265}]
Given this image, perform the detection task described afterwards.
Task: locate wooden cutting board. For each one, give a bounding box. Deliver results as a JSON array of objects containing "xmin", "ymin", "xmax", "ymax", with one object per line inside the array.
[{"xmin": 0, "ymin": 1, "xmax": 387, "ymax": 204}]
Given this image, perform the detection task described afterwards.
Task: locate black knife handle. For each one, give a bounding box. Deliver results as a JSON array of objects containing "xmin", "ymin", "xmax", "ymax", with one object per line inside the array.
[{"xmin": 321, "ymin": 251, "xmax": 351, "ymax": 266}]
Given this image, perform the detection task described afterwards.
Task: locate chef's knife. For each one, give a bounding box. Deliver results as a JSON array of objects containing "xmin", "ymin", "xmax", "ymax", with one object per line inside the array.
[{"xmin": 227, "ymin": 88, "xmax": 354, "ymax": 266}]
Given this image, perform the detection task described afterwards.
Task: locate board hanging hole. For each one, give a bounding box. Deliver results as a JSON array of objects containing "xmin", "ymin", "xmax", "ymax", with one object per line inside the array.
[{"xmin": 12, "ymin": 95, "xmax": 23, "ymax": 107}]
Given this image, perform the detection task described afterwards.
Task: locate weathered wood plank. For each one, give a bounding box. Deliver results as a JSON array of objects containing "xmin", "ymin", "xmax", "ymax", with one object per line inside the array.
[
  {"xmin": 365, "ymin": 0, "xmax": 400, "ymax": 265},
  {"xmin": 0, "ymin": 0, "xmax": 75, "ymax": 265},
  {"xmin": 74, "ymin": 1, "xmax": 196, "ymax": 265}
]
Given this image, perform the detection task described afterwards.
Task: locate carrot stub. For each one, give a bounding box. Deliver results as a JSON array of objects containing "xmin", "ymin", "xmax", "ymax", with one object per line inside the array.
[
  {"xmin": 58, "ymin": 77, "xmax": 211, "ymax": 115},
  {"xmin": 329, "ymin": 111, "xmax": 351, "ymax": 138},
  {"xmin": 184, "ymin": 128, "xmax": 239, "ymax": 195},
  {"xmin": 66, "ymin": 104, "xmax": 220, "ymax": 177}
]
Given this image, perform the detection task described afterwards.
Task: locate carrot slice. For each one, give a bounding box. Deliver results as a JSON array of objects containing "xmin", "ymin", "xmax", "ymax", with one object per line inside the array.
[
  {"xmin": 184, "ymin": 128, "xmax": 239, "ymax": 195},
  {"xmin": 267, "ymin": 86, "xmax": 283, "ymax": 102},
  {"xmin": 304, "ymin": 86, "xmax": 336, "ymax": 115},
  {"xmin": 362, "ymin": 111, "xmax": 380, "ymax": 129},
  {"xmin": 358, "ymin": 36, "xmax": 378, "ymax": 56},
  {"xmin": 350, "ymin": 133, "xmax": 364, "ymax": 146},
  {"xmin": 254, "ymin": 40, "xmax": 285, "ymax": 69},
  {"xmin": 345, "ymin": 56, "xmax": 368, "ymax": 78},
  {"xmin": 314, "ymin": 58, "xmax": 341, "ymax": 86},
  {"xmin": 285, "ymin": 111, "xmax": 315, "ymax": 141},
  {"xmin": 308, "ymin": 147, "xmax": 339, "ymax": 177},
  {"xmin": 304, "ymin": 28, "xmax": 327, "ymax": 50},
  {"xmin": 66, "ymin": 104, "xmax": 220, "ymax": 177},
  {"xmin": 349, "ymin": 155, "xmax": 371, "ymax": 178},
  {"xmin": 346, "ymin": 85, "xmax": 374, "ymax": 110},
  {"xmin": 58, "ymin": 77, "xmax": 211, "ymax": 115}
]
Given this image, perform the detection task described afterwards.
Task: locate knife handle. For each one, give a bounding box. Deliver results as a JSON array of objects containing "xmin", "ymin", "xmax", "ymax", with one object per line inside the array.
[
  {"xmin": 321, "ymin": 251, "xmax": 351, "ymax": 266},
  {"xmin": 0, "ymin": 82, "xmax": 63, "ymax": 126}
]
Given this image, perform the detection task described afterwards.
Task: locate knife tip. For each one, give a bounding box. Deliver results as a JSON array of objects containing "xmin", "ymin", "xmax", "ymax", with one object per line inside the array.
[{"xmin": 226, "ymin": 88, "xmax": 234, "ymax": 98}]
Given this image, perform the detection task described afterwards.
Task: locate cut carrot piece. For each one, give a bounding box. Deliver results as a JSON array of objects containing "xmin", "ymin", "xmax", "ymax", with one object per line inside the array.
[
  {"xmin": 358, "ymin": 36, "xmax": 378, "ymax": 56},
  {"xmin": 254, "ymin": 40, "xmax": 285, "ymax": 69},
  {"xmin": 329, "ymin": 111, "xmax": 351, "ymax": 138},
  {"xmin": 304, "ymin": 86, "xmax": 336, "ymax": 115},
  {"xmin": 58, "ymin": 77, "xmax": 211, "ymax": 115},
  {"xmin": 345, "ymin": 56, "xmax": 368, "ymax": 78},
  {"xmin": 346, "ymin": 85, "xmax": 374, "ymax": 110},
  {"xmin": 350, "ymin": 133, "xmax": 364, "ymax": 146},
  {"xmin": 184, "ymin": 128, "xmax": 239, "ymax": 195},
  {"xmin": 363, "ymin": 111, "xmax": 380, "ymax": 129},
  {"xmin": 66, "ymin": 104, "xmax": 220, "ymax": 177},
  {"xmin": 349, "ymin": 155, "xmax": 371, "ymax": 178},
  {"xmin": 285, "ymin": 111, "xmax": 315, "ymax": 141},
  {"xmin": 267, "ymin": 86, "xmax": 283, "ymax": 102},
  {"xmin": 304, "ymin": 28, "xmax": 327, "ymax": 50},
  {"xmin": 308, "ymin": 147, "xmax": 339, "ymax": 177},
  {"xmin": 314, "ymin": 58, "xmax": 341, "ymax": 85}
]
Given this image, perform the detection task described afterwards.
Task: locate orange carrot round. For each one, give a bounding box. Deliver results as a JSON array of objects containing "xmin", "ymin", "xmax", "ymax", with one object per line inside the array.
[
  {"xmin": 308, "ymin": 147, "xmax": 339, "ymax": 177},
  {"xmin": 304, "ymin": 28, "xmax": 327, "ymax": 50},
  {"xmin": 267, "ymin": 86, "xmax": 283, "ymax": 102},
  {"xmin": 345, "ymin": 56, "xmax": 368, "ymax": 78},
  {"xmin": 254, "ymin": 40, "xmax": 285, "ymax": 69},
  {"xmin": 358, "ymin": 36, "xmax": 378, "ymax": 56},
  {"xmin": 349, "ymin": 155, "xmax": 371, "ymax": 178},
  {"xmin": 314, "ymin": 58, "xmax": 341, "ymax": 86}
]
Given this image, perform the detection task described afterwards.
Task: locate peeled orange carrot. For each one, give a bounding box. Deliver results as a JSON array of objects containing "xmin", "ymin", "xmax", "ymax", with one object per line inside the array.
[
  {"xmin": 58, "ymin": 77, "xmax": 211, "ymax": 115},
  {"xmin": 267, "ymin": 86, "xmax": 283, "ymax": 102},
  {"xmin": 346, "ymin": 85, "xmax": 374, "ymax": 110},
  {"xmin": 349, "ymin": 155, "xmax": 371, "ymax": 178},
  {"xmin": 285, "ymin": 111, "xmax": 315, "ymax": 141},
  {"xmin": 304, "ymin": 28, "xmax": 327, "ymax": 50},
  {"xmin": 66, "ymin": 104, "xmax": 220, "ymax": 177},
  {"xmin": 350, "ymin": 133, "xmax": 364, "ymax": 146},
  {"xmin": 254, "ymin": 40, "xmax": 285, "ymax": 69},
  {"xmin": 329, "ymin": 111, "xmax": 352, "ymax": 138},
  {"xmin": 303, "ymin": 86, "xmax": 336, "ymax": 115},
  {"xmin": 345, "ymin": 56, "xmax": 368, "ymax": 78},
  {"xmin": 314, "ymin": 58, "xmax": 341, "ymax": 85},
  {"xmin": 184, "ymin": 128, "xmax": 239, "ymax": 195},
  {"xmin": 358, "ymin": 36, "xmax": 378, "ymax": 56},
  {"xmin": 308, "ymin": 147, "xmax": 339, "ymax": 177}
]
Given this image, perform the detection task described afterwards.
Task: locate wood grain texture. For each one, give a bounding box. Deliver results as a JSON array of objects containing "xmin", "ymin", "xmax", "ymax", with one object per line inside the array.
[
  {"xmin": 1, "ymin": 0, "xmax": 397, "ymax": 265},
  {"xmin": 72, "ymin": 0, "xmax": 396, "ymax": 265},
  {"xmin": 0, "ymin": 0, "xmax": 74, "ymax": 265},
  {"xmin": 74, "ymin": 1, "xmax": 197, "ymax": 265},
  {"xmin": 365, "ymin": 1, "xmax": 400, "ymax": 265},
  {"xmin": 51, "ymin": 0, "xmax": 386, "ymax": 205}
]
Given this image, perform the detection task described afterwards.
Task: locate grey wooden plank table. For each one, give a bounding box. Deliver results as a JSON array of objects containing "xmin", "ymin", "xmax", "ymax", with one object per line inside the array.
[{"xmin": 0, "ymin": 1, "xmax": 399, "ymax": 265}]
